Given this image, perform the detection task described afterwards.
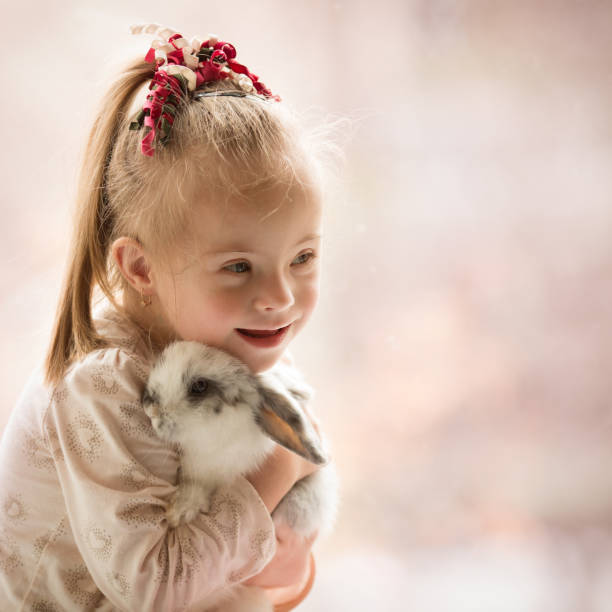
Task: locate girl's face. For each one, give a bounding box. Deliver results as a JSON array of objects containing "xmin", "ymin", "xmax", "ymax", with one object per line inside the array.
[{"xmin": 151, "ymin": 179, "xmax": 322, "ymax": 373}]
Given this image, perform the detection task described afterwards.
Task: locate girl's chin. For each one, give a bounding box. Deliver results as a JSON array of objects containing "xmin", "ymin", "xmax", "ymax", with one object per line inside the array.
[
  {"xmin": 236, "ymin": 342, "xmax": 291, "ymax": 373},
  {"xmin": 240, "ymin": 350, "xmax": 285, "ymax": 374}
]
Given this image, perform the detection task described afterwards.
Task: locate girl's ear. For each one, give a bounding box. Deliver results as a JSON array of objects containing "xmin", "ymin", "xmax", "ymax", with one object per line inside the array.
[
  {"xmin": 256, "ymin": 380, "xmax": 328, "ymax": 465},
  {"xmin": 111, "ymin": 237, "xmax": 154, "ymax": 293}
]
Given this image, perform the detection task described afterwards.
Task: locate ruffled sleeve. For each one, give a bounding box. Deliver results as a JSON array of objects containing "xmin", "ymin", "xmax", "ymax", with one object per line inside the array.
[{"xmin": 42, "ymin": 346, "xmax": 276, "ymax": 611}]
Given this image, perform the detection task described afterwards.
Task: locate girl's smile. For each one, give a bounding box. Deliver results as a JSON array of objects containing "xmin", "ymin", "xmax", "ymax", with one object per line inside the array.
[{"xmin": 236, "ymin": 324, "xmax": 292, "ymax": 348}]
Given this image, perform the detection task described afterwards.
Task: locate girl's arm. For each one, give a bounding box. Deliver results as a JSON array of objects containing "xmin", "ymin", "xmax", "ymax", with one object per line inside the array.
[
  {"xmin": 246, "ymin": 444, "xmax": 319, "ymax": 514},
  {"xmin": 245, "ymin": 430, "xmax": 321, "ymax": 603},
  {"xmin": 246, "ymin": 352, "xmax": 324, "ymax": 600}
]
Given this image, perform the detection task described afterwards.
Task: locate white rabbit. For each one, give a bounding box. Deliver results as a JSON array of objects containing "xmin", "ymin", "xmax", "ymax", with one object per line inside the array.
[{"xmin": 142, "ymin": 340, "xmax": 338, "ymax": 611}]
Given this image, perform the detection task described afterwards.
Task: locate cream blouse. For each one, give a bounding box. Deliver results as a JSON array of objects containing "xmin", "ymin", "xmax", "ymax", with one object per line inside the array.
[{"xmin": 0, "ymin": 308, "xmax": 276, "ymax": 611}]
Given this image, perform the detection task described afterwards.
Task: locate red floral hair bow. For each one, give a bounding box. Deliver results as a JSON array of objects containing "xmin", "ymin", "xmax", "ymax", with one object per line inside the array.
[{"xmin": 129, "ymin": 24, "xmax": 280, "ymax": 157}]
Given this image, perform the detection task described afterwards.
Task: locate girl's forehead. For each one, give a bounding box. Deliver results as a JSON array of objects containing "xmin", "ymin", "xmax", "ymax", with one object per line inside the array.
[{"xmin": 189, "ymin": 179, "xmax": 322, "ymax": 251}]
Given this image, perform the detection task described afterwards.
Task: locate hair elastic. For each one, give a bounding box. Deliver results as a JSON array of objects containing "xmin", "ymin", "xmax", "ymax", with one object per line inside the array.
[{"xmin": 192, "ymin": 90, "xmax": 270, "ymax": 103}]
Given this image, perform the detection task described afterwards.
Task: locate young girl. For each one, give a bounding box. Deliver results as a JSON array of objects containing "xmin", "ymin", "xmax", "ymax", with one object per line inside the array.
[{"xmin": 0, "ymin": 24, "xmax": 327, "ymax": 611}]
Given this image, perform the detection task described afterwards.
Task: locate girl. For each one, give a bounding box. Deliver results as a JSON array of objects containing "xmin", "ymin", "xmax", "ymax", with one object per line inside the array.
[{"xmin": 0, "ymin": 24, "xmax": 327, "ymax": 611}]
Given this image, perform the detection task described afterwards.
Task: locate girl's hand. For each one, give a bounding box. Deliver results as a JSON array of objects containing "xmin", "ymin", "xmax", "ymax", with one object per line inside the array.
[{"xmin": 244, "ymin": 520, "xmax": 317, "ymax": 590}]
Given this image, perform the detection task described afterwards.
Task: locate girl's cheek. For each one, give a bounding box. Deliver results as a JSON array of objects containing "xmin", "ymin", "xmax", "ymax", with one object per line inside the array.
[
  {"xmin": 209, "ymin": 287, "xmax": 248, "ymax": 314},
  {"xmin": 300, "ymin": 281, "xmax": 320, "ymax": 319}
]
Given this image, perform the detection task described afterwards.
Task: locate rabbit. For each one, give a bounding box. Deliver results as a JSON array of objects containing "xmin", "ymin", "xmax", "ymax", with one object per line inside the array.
[{"xmin": 141, "ymin": 340, "xmax": 338, "ymax": 611}]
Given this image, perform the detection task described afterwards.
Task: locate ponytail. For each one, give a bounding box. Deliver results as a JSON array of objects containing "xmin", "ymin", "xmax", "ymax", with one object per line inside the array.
[{"xmin": 44, "ymin": 60, "xmax": 154, "ymax": 385}]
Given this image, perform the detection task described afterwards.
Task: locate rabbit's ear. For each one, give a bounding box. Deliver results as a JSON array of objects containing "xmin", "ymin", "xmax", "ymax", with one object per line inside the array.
[{"xmin": 256, "ymin": 385, "xmax": 327, "ymax": 465}]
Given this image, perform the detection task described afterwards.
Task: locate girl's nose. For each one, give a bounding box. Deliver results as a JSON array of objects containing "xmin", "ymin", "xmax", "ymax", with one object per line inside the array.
[{"xmin": 253, "ymin": 272, "xmax": 295, "ymax": 312}]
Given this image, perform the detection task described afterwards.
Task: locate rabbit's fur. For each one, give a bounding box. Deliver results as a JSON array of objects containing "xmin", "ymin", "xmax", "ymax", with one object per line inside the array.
[{"xmin": 142, "ymin": 341, "xmax": 338, "ymax": 611}]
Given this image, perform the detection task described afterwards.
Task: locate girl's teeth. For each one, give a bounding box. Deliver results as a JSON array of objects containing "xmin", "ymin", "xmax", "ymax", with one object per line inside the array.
[{"xmin": 239, "ymin": 329, "xmax": 280, "ymax": 338}]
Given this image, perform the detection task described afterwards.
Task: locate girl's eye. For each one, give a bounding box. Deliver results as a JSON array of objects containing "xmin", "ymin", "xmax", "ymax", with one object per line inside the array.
[
  {"xmin": 292, "ymin": 251, "xmax": 315, "ymax": 266},
  {"xmin": 223, "ymin": 261, "xmax": 251, "ymax": 274}
]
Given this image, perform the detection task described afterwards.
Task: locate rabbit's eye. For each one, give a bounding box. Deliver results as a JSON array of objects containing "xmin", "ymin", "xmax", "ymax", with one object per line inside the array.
[{"xmin": 189, "ymin": 378, "xmax": 209, "ymax": 396}]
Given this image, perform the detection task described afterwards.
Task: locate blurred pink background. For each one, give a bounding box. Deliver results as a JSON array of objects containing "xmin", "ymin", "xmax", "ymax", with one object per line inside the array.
[{"xmin": 3, "ymin": 1, "xmax": 612, "ymax": 610}]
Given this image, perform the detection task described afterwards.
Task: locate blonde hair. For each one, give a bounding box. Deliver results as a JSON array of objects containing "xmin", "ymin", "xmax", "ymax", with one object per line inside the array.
[{"xmin": 44, "ymin": 58, "xmax": 320, "ymax": 385}]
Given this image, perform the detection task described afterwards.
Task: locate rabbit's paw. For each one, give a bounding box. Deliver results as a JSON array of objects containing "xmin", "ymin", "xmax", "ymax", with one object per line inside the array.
[
  {"xmin": 273, "ymin": 465, "xmax": 338, "ymax": 538},
  {"xmin": 166, "ymin": 484, "xmax": 211, "ymax": 528}
]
